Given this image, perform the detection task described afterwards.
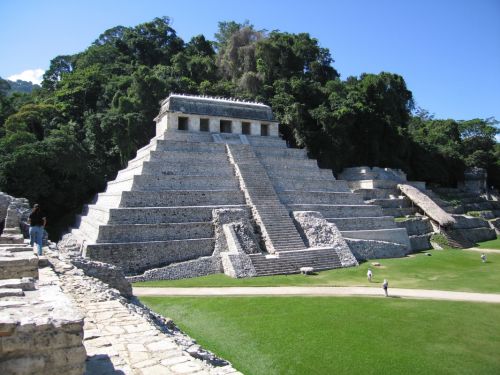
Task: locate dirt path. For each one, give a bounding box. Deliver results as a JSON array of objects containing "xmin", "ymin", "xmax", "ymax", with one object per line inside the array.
[
  {"xmin": 465, "ymin": 247, "xmax": 500, "ymax": 253},
  {"xmin": 133, "ymin": 286, "xmax": 500, "ymax": 303}
]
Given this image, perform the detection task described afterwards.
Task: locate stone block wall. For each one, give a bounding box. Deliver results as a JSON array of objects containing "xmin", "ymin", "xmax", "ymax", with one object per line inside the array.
[
  {"xmin": 127, "ymin": 256, "xmax": 222, "ymax": 282},
  {"xmin": 345, "ymin": 238, "xmax": 408, "ymax": 260},
  {"xmin": 0, "ymin": 320, "xmax": 85, "ymax": 375},
  {"xmin": 0, "ymin": 253, "xmax": 39, "ymax": 279},
  {"xmin": 70, "ymin": 257, "xmax": 132, "ymax": 297},
  {"xmin": 395, "ymin": 217, "xmax": 433, "ymax": 251}
]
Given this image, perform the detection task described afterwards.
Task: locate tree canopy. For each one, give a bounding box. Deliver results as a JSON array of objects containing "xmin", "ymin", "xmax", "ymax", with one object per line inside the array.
[{"xmin": 0, "ymin": 17, "xmax": 498, "ymax": 239}]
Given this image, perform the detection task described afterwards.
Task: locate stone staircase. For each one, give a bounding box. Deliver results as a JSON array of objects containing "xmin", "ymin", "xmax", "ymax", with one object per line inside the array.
[
  {"xmin": 249, "ymin": 248, "xmax": 342, "ymax": 276},
  {"xmin": 256, "ymin": 150, "xmax": 411, "ymax": 250},
  {"xmin": 227, "ymin": 144, "xmax": 306, "ymax": 253}
]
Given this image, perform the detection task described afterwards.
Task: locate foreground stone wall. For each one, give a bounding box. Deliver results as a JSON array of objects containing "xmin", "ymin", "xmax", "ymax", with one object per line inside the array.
[
  {"xmin": 0, "ymin": 192, "xmax": 86, "ymax": 375},
  {"xmin": 0, "ymin": 274, "xmax": 86, "ymax": 375},
  {"xmin": 0, "ymin": 251, "xmax": 85, "ymax": 375}
]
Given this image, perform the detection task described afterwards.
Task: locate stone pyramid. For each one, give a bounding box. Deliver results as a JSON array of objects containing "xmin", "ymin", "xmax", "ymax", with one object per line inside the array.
[{"xmin": 71, "ymin": 94, "xmax": 411, "ymax": 279}]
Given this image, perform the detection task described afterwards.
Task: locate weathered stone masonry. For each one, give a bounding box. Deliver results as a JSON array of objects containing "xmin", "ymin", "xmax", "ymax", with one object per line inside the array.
[{"xmin": 70, "ymin": 94, "xmax": 414, "ymax": 280}]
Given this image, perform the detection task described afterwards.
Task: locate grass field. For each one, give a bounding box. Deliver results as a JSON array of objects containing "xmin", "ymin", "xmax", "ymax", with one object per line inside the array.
[
  {"xmin": 476, "ymin": 237, "xmax": 500, "ymax": 249},
  {"xmin": 134, "ymin": 249, "xmax": 500, "ymax": 293},
  {"xmin": 141, "ymin": 296, "xmax": 500, "ymax": 375}
]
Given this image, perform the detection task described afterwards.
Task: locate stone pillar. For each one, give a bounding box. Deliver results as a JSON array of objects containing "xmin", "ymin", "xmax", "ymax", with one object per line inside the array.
[
  {"xmin": 269, "ymin": 122, "xmax": 279, "ymax": 137},
  {"xmin": 189, "ymin": 116, "xmax": 200, "ymax": 132},
  {"xmin": 464, "ymin": 167, "xmax": 487, "ymax": 194},
  {"xmin": 209, "ymin": 118, "xmax": 219, "ymax": 133},
  {"xmin": 250, "ymin": 121, "xmax": 260, "ymax": 136},
  {"xmin": 232, "ymin": 120, "xmax": 242, "ymax": 135}
]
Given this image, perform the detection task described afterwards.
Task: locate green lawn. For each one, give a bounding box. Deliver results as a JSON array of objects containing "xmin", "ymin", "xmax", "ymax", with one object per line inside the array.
[
  {"xmin": 134, "ymin": 249, "xmax": 500, "ymax": 293},
  {"xmin": 476, "ymin": 237, "xmax": 500, "ymax": 249},
  {"xmin": 141, "ymin": 296, "xmax": 500, "ymax": 375}
]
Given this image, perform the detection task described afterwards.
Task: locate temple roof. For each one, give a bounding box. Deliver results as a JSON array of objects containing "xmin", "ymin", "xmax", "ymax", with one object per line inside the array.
[{"xmin": 161, "ymin": 94, "xmax": 276, "ymax": 122}]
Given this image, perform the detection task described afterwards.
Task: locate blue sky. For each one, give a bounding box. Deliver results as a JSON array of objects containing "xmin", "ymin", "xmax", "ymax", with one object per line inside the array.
[{"xmin": 1, "ymin": 0, "xmax": 499, "ymax": 124}]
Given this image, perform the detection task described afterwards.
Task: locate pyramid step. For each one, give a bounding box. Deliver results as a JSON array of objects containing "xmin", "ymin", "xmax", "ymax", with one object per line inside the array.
[
  {"xmin": 279, "ymin": 191, "xmax": 364, "ymax": 205},
  {"xmin": 353, "ymin": 188, "xmax": 400, "ymax": 200},
  {"xmin": 155, "ymin": 140, "xmax": 226, "ymax": 153},
  {"xmin": 142, "ymin": 161, "xmax": 235, "ymax": 177},
  {"xmin": 108, "ymin": 205, "xmax": 249, "ymax": 224},
  {"xmin": 115, "ymin": 164, "xmax": 144, "ymax": 180},
  {"xmin": 93, "ymin": 193, "xmax": 122, "ymax": 208},
  {"xmin": 85, "ymin": 238, "xmax": 215, "ymax": 275},
  {"xmin": 249, "ymin": 248, "xmax": 343, "ymax": 276},
  {"xmin": 272, "ymin": 178, "xmax": 349, "ymax": 193},
  {"xmin": 80, "ymin": 205, "xmax": 110, "ymax": 223},
  {"xmin": 163, "ymin": 131, "xmax": 214, "ymax": 143},
  {"xmin": 260, "ymin": 158, "xmax": 319, "ymax": 169},
  {"xmin": 149, "ymin": 150, "xmax": 229, "ymax": 163},
  {"xmin": 368, "ymin": 198, "xmax": 411, "ymax": 208},
  {"xmin": 132, "ymin": 175, "xmax": 239, "ymax": 191},
  {"xmin": 382, "ymin": 207, "xmax": 418, "ymax": 217},
  {"xmin": 266, "ymin": 167, "xmax": 334, "ymax": 180},
  {"xmin": 254, "ymin": 148, "xmax": 309, "ymax": 159},
  {"xmin": 119, "ymin": 190, "xmax": 245, "ymax": 208},
  {"xmin": 341, "ymin": 228, "xmax": 411, "ymax": 248},
  {"xmin": 327, "ymin": 216, "xmax": 397, "ymax": 231},
  {"xmin": 96, "ymin": 222, "xmax": 213, "ymax": 243},
  {"xmin": 287, "ymin": 204, "xmax": 384, "ymax": 218}
]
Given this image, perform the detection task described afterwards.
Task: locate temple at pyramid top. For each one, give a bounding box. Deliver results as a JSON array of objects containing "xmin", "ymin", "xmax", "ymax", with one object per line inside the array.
[{"xmin": 154, "ymin": 94, "xmax": 279, "ymax": 137}]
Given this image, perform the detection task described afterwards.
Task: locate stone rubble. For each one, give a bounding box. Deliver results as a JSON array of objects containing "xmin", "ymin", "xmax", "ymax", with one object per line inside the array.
[{"xmin": 47, "ymin": 250, "xmax": 242, "ymax": 375}]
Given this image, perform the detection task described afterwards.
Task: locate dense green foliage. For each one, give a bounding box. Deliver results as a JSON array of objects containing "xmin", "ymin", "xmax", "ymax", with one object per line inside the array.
[
  {"xmin": 134, "ymin": 248, "xmax": 500, "ymax": 293},
  {"xmin": 3, "ymin": 79, "xmax": 40, "ymax": 95},
  {"xmin": 141, "ymin": 296, "xmax": 500, "ymax": 374},
  {"xmin": 0, "ymin": 17, "xmax": 498, "ymax": 238}
]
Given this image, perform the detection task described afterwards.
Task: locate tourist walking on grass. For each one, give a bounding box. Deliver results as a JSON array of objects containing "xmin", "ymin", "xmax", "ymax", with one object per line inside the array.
[
  {"xmin": 481, "ymin": 253, "xmax": 487, "ymax": 263},
  {"xmin": 382, "ymin": 279, "xmax": 388, "ymax": 297},
  {"xmin": 28, "ymin": 204, "xmax": 46, "ymax": 256},
  {"xmin": 367, "ymin": 268, "xmax": 373, "ymax": 282}
]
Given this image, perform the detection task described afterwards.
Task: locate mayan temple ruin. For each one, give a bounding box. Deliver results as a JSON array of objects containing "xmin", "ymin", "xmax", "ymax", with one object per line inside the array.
[
  {"xmin": 1, "ymin": 94, "xmax": 499, "ymax": 375},
  {"xmin": 70, "ymin": 94, "xmax": 416, "ymax": 280}
]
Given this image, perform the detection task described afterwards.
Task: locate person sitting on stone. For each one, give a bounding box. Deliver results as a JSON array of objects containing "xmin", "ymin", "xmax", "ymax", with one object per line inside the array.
[{"xmin": 28, "ymin": 204, "xmax": 46, "ymax": 256}]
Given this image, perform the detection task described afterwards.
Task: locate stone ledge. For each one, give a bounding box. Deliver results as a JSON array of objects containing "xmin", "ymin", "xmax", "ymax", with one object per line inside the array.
[{"xmin": 0, "ymin": 267, "xmax": 85, "ymax": 375}]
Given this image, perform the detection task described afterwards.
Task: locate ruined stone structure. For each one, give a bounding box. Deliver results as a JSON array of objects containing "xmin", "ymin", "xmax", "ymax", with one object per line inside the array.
[
  {"xmin": 0, "ymin": 195, "xmax": 86, "ymax": 375},
  {"xmin": 340, "ymin": 166, "xmax": 497, "ymax": 249},
  {"xmin": 71, "ymin": 94, "xmax": 412, "ymax": 280}
]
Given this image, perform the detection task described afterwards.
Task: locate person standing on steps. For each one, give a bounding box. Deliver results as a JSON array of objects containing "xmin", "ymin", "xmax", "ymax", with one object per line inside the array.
[
  {"xmin": 367, "ymin": 268, "xmax": 373, "ymax": 282},
  {"xmin": 28, "ymin": 204, "xmax": 46, "ymax": 256},
  {"xmin": 382, "ymin": 279, "xmax": 389, "ymax": 297}
]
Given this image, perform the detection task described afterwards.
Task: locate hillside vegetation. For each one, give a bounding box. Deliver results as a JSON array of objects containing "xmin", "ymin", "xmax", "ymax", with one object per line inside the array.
[{"xmin": 0, "ymin": 17, "xmax": 498, "ymax": 238}]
